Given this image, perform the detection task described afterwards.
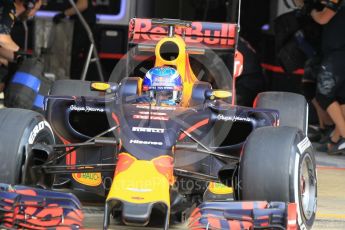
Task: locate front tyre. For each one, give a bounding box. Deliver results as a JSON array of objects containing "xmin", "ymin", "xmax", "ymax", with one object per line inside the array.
[
  {"xmin": 239, "ymin": 126, "xmax": 317, "ymax": 229},
  {"xmin": 0, "ymin": 108, "xmax": 55, "ymax": 185}
]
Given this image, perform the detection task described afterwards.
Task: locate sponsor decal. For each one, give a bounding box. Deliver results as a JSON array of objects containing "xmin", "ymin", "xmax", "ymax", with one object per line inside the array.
[
  {"xmin": 150, "ymin": 85, "xmax": 174, "ymax": 89},
  {"xmin": 131, "ymin": 196, "xmax": 144, "ymax": 200},
  {"xmin": 72, "ymin": 172, "xmax": 102, "ymax": 187},
  {"xmin": 136, "ymin": 105, "xmax": 176, "ymax": 110},
  {"xmin": 132, "ymin": 19, "xmax": 236, "ymax": 46},
  {"xmin": 129, "ymin": 139, "xmax": 163, "ymax": 146},
  {"xmin": 126, "ymin": 188, "xmax": 152, "ymax": 193},
  {"xmin": 297, "ymin": 137, "xmax": 311, "ymax": 154},
  {"xmin": 133, "ymin": 114, "xmax": 169, "ymax": 121},
  {"xmin": 233, "ymin": 50, "xmax": 244, "ymax": 78},
  {"xmin": 216, "ymin": 114, "xmax": 251, "ymax": 122},
  {"xmin": 139, "ymin": 111, "xmax": 167, "ymax": 116},
  {"xmin": 70, "ymin": 105, "xmax": 104, "ymax": 112},
  {"xmin": 132, "ymin": 127, "xmax": 164, "ymax": 133},
  {"xmin": 288, "ymin": 219, "xmax": 297, "ymax": 226},
  {"xmin": 28, "ymin": 121, "xmax": 52, "ymax": 144}
]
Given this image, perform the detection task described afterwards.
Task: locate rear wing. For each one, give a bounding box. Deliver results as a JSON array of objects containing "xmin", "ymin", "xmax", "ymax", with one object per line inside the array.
[
  {"xmin": 128, "ymin": 18, "xmax": 239, "ymax": 51},
  {"xmin": 124, "ymin": 18, "xmax": 240, "ymax": 99}
]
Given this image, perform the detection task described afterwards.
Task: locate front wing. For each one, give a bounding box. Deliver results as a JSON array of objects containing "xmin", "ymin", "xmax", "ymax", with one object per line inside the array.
[
  {"xmin": 188, "ymin": 201, "xmax": 297, "ymax": 230},
  {"xmin": 0, "ymin": 184, "xmax": 84, "ymax": 229}
]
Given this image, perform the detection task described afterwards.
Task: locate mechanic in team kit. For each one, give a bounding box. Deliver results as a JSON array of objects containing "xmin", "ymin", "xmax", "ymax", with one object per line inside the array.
[
  {"xmin": 310, "ymin": 0, "xmax": 345, "ymax": 153},
  {"xmin": 0, "ymin": 0, "xmax": 42, "ymax": 92},
  {"xmin": 0, "ymin": 0, "xmax": 42, "ymax": 54},
  {"xmin": 53, "ymin": 0, "xmax": 96, "ymax": 79}
]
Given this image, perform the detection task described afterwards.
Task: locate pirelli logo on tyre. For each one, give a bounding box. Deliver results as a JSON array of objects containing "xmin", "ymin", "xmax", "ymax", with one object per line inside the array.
[
  {"xmin": 28, "ymin": 121, "xmax": 53, "ymax": 144},
  {"xmin": 297, "ymin": 137, "xmax": 311, "ymax": 154},
  {"xmin": 72, "ymin": 172, "xmax": 102, "ymax": 187}
]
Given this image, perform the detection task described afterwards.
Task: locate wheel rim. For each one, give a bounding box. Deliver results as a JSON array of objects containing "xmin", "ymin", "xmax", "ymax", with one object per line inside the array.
[{"xmin": 300, "ymin": 153, "xmax": 317, "ymax": 220}]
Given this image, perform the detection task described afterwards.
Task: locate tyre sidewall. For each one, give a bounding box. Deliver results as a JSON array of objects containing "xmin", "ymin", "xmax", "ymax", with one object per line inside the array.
[
  {"xmin": 0, "ymin": 110, "xmax": 54, "ymax": 184},
  {"xmin": 21, "ymin": 118, "xmax": 55, "ymax": 185},
  {"xmin": 292, "ymin": 135, "xmax": 317, "ymax": 229},
  {"xmin": 238, "ymin": 127, "xmax": 317, "ymax": 229}
]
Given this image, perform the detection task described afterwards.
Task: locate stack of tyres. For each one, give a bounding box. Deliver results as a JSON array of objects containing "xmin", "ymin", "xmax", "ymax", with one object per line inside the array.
[{"xmin": 4, "ymin": 58, "xmax": 53, "ymax": 113}]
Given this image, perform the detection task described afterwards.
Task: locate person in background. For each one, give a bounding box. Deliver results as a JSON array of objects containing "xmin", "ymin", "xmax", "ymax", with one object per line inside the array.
[
  {"xmin": 0, "ymin": 1, "xmax": 18, "ymax": 53},
  {"xmin": 52, "ymin": 0, "xmax": 96, "ymax": 80},
  {"xmin": 0, "ymin": 0, "xmax": 42, "ymax": 92},
  {"xmin": 0, "ymin": 0, "xmax": 42, "ymax": 52},
  {"xmin": 310, "ymin": 0, "xmax": 345, "ymax": 154},
  {"xmin": 302, "ymin": 55, "xmax": 335, "ymax": 144}
]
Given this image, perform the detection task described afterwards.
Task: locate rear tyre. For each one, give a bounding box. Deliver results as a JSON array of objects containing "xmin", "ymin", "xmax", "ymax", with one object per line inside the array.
[
  {"xmin": 255, "ymin": 91, "xmax": 308, "ymax": 134},
  {"xmin": 0, "ymin": 108, "xmax": 55, "ymax": 185},
  {"xmin": 239, "ymin": 126, "xmax": 317, "ymax": 229}
]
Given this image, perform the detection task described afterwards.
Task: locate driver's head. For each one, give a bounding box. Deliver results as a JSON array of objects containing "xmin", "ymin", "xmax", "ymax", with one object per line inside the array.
[{"xmin": 142, "ymin": 66, "xmax": 182, "ymax": 105}]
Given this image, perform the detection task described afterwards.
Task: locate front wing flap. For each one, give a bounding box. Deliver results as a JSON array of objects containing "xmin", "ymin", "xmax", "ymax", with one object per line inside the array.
[
  {"xmin": 0, "ymin": 183, "xmax": 84, "ymax": 229},
  {"xmin": 188, "ymin": 201, "xmax": 297, "ymax": 230}
]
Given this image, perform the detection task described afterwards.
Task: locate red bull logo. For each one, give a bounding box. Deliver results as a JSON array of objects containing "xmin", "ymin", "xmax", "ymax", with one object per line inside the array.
[{"xmin": 130, "ymin": 18, "xmax": 237, "ymax": 47}]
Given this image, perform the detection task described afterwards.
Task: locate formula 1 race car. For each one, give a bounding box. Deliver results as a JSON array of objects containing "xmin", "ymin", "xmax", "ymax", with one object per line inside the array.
[{"xmin": 0, "ymin": 16, "xmax": 316, "ymax": 230}]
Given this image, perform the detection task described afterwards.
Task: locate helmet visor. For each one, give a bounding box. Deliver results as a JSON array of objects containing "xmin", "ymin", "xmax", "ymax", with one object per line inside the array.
[{"xmin": 149, "ymin": 90, "xmax": 181, "ymax": 105}]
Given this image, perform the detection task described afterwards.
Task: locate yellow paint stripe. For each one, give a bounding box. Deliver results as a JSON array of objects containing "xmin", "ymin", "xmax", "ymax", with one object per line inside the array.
[{"xmin": 317, "ymin": 213, "xmax": 345, "ymax": 219}]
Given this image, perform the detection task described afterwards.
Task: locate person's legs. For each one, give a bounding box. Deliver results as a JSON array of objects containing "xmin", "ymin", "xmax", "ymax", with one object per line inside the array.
[
  {"xmin": 320, "ymin": 102, "xmax": 345, "ymax": 154},
  {"xmin": 311, "ymin": 98, "xmax": 333, "ymax": 129},
  {"xmin": 328, "ymin": 70, "xmax": 345, "ymax": 144},
  {"xmin": 302, "ymin": 57, "xmax": 334, "ymax": 133},
  {"xmin": 326, "ymin": 101, "xmax": 345, "ymax": 137},
  {"xmin": 330, "ymin": 94, "xmax": 345, "ymax": 143},
  {"xmin": 315, "ymin": 51, "xmax": 345, "ymax": 153}
]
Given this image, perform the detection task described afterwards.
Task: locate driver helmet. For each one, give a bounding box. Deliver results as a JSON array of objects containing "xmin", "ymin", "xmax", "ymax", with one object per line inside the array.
[{"xmin": 142, "ymin": 66, "xmax": 183, "ymax": 105}]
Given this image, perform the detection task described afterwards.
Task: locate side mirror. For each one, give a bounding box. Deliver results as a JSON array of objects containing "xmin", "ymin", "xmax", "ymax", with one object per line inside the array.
[
  {"xmin": 91, "ymin": 82, "xmax": 118, "ymax": 93},
  {"xmin": 206, "ymin": 90, "xmax": 232, "ymax": 100}
]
